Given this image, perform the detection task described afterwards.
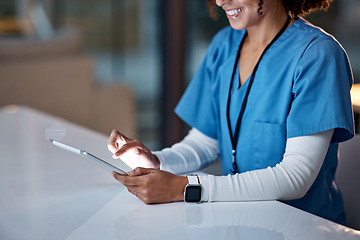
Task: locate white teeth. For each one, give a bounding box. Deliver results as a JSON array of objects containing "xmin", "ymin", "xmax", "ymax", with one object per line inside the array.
[{"xmin": 226, "ymin": 8, "xmax": 243, "ymax": 16}]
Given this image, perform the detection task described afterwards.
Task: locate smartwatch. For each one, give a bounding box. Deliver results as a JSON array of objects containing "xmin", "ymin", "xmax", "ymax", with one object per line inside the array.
[{"xmin": 184, "ymin": 174, "xmax": 202, "ymax": 203}]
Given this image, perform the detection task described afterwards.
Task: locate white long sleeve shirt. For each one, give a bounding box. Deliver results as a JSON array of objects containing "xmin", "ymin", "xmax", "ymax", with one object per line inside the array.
[{"xmin": 153, "ymin": 128, "xmax": 333, "ymax": 202}]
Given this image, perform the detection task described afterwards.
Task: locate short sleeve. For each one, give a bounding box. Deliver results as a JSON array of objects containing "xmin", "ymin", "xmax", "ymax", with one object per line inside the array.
[
  {"xmin": 287, "ymin": 38, "xmax": 355, "ymax": 143},
  {"xmin": 175, "ymin": 34, "xmax": 224, "ymax": 139}
]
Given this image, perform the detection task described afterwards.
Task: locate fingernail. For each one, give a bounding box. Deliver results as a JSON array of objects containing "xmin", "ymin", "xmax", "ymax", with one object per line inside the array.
[{"xmin": 127, "ymin": 170, "xmax": 135, "ymax": 176}]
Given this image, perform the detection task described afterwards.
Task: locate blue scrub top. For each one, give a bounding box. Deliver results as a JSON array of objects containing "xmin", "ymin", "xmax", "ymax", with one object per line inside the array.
[{"xmin": 175, "ymin": 18, "xmax": 354, "ymax": 225}]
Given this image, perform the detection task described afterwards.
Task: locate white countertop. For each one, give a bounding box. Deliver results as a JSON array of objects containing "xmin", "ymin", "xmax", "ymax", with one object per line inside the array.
[{"xmin": 1, "ymin": 106, "xmax": 359, "ymax": 240}]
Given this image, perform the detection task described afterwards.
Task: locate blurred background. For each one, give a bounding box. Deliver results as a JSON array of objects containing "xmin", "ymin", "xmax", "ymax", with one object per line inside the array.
[{"xmin": 0, "ymin": 0, "xmax": 359, "ymax": 150}]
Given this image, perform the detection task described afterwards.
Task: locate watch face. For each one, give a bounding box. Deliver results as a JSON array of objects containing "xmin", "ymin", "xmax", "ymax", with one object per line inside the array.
[{"xmin": 185, "ymin": 185, "xmax": 202, "ymax": 202}]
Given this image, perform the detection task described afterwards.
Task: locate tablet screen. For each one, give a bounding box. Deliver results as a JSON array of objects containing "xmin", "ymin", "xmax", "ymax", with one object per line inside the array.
[{"xmin": 50, "ymin": 139, "xmax": 127, "ymax": 175}]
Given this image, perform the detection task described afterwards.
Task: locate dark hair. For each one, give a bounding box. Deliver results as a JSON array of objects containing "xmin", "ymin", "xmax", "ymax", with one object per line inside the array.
[{"xmin": 207, "ymin": 0, "xmax": 333, "ymax": 18}]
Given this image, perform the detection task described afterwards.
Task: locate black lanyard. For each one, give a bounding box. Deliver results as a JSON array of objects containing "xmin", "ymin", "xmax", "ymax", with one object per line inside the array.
[{"xmin": 226, "ymin": 16, "xmax": 291, "ymax": 174}]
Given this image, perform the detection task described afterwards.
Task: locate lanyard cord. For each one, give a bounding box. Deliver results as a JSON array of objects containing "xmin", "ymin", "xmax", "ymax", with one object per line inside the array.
[{"xmin": 226, "ymin": 16, "xmax": 291, "ymax": 174}]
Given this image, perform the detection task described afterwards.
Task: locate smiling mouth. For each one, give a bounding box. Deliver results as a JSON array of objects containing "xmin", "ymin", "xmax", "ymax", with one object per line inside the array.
[{"xmin": 225, "ymin": 7, "xmax": 244, "ymax": 18}]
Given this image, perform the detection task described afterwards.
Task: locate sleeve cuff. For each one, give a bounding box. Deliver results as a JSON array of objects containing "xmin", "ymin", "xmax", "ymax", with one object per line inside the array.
[{"xmin": 199, "ymin": 175, "xmax": 211, "ymax": 202}]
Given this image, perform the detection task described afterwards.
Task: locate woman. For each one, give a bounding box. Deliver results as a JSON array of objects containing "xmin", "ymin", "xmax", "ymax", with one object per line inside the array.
[{"xmin": 108, "ymin": 0, "xmax": 354, "ymax": 225}]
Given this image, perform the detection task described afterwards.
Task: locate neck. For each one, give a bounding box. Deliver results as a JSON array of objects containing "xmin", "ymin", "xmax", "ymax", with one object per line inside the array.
[{"xmin": 246, "ymin": 5, "xmax": 290, "ymax": 48}]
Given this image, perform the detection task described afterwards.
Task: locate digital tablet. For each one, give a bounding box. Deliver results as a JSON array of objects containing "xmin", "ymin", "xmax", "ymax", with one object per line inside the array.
[{"xmin": 50, "ymin": 139, "xmax": 127, "ymax": 175}]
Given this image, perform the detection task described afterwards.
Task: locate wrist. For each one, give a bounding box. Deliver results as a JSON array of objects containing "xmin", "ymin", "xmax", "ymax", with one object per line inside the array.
[{"xmin": 176, "ymin": 176, "xmax": 188, "ymax": 202}]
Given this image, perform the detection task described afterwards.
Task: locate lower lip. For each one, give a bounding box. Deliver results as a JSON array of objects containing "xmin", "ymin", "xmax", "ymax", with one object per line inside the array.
[{"xmin": 226, "ymin": 11, "xmax": 241, "ymax": 19}]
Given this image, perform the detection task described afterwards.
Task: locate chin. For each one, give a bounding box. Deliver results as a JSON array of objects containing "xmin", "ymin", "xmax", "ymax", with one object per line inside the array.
[{"xmin": 229, "ymin": 22, "xmax": 247, "ymax": 31}]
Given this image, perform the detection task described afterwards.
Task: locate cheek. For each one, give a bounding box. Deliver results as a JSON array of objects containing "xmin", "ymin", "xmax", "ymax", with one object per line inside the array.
[
  {"xmin": 243, "ymin": 0, "xmax": 261, "ymax": 12},
  {"xmin": 228, "ymin": 11, "xmax": 259, "ymax": 30}
]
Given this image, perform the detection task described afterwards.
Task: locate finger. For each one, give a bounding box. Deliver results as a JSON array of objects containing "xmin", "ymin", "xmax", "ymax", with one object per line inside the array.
[
  {"xmin": 108, "ymin": 130, "xmax": 121, "ymax": 153},
  {"xmin": 127, "ymin": 187, "xmax": 141, "ymax": 199},
  {"xmin": 135, "ymin": 146, "xmax": 153, "ymax": 156},
  {"xmin": 128, "ymin": 167, "xmax": 154, "ymax": 176},
  {"xmin": 119, "ymin": 134, "xmax": 132, "ymax": 144},
  {"xmin": 113, "ymin": 141, "xmax": 143, "ymax": 157},
  {"xmin": 112, "ymin": 171, "xmax": 140, "ymax": 187},
  {"xmin": 108, "ymin": 130, "xmax": 133, "ymax": 154}
]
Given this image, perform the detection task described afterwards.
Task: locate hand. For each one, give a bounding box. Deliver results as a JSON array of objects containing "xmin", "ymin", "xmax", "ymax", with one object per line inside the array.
[
  {"xmin": 107, "ymin": 130, "xmax": 160, "ymax": 169},
  {"xmin": 113, "ymin": 167, "xmax": 188, "ymax": 204}
]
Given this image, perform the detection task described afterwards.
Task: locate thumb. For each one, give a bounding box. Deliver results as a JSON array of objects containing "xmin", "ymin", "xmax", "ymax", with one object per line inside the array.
[
  {"xmin": 118, "ymin": 133, "xmax": 133, "ymax": 144},
  {"xmin": 127, "ymin": 167, "xmax": 154, "ymax": 176}
]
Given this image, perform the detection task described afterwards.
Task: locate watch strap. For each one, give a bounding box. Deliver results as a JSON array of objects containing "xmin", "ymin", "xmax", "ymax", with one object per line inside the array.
[{"xmin": 186, "ymin": 175, "xmax": 199, "ymax": 185}]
